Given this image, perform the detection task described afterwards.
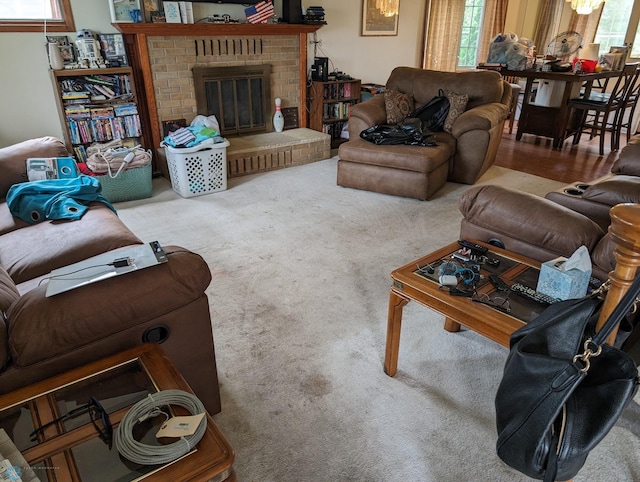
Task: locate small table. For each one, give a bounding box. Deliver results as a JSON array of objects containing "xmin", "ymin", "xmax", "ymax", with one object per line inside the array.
[
  {"xmin": 500, "ymin": 67, "xmax": 621, "ymax": 148},
  {"xmin": 384, "ymin": 241, "xmax": 550, "ymax": 377},
  {"xmin": 0, "ymin": 344, "xmax": 234, "ymax": 482}
]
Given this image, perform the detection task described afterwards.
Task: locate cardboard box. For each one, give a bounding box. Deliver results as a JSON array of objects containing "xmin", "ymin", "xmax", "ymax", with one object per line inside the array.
[{"xmin": 537, "ymin": 256, "xmax": 591, "ymax": 300}]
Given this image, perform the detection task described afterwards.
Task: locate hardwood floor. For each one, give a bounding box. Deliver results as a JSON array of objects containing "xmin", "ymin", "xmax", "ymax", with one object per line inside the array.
[{"xmin": 495, "ymin": 124, "xmax": 625, "ymax": 184}]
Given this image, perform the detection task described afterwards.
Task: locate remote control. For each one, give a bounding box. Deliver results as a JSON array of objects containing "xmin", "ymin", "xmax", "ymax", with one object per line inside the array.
[
  {"xmin": 510, "ymin": 283, "xmax": 559, "ymax": 305},
  {"xmin": 458, "ymin": 240, "xmax": 488, "ymax": 255},
  {"xmin": 489, "ymin": 274, "xmax": 509, "ymax": 291}
]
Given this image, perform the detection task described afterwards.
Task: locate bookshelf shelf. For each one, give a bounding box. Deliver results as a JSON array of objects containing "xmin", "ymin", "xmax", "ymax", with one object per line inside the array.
[
  {"xmin": 308, "ymin": 79, "xmax": 361, "ymax": 149},
  {"xmin": 51, "ymin": 67, "xmax": 146, "ymax": 161}
]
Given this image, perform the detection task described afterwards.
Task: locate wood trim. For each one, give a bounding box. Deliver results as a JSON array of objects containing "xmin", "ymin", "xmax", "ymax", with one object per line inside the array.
[{"xmin": 113, "ymin": 22, "xmax": 322, "ymax": 36}]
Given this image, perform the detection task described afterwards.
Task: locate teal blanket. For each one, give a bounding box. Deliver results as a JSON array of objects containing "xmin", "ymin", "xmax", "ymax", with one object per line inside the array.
[{"xmin": 7, "ymin": 176, "xmax": 116, "ymax": 224}]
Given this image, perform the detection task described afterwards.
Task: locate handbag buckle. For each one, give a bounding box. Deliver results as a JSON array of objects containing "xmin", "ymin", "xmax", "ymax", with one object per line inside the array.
[{"xmin": 572, "ymin": 338, "xmax": 602, "ymax": 373}]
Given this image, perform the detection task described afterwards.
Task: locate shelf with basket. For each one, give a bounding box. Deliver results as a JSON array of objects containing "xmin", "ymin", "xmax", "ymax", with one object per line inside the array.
[
  {"xmin": 51, "ymin": 67, "xmax": 146, "ymax": 162},
  {"xmin": 308, "ymin": 78, "xmax": 361, "ymax": 149}
]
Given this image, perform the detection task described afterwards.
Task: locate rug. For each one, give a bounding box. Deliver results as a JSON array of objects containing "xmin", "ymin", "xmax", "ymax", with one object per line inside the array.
[{"xmin": 116, "ymin": 158, "xmax": 640, "ymax": 481}]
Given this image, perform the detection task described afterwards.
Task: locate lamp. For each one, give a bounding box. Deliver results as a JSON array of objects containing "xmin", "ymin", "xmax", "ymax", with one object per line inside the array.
[
  {"xmin": 566, "ymin": 0, "xmax": 606, "ymax": 15},
  {"xmin": 376, "ymin": 0, "xmax": 399, "ymax": 17}
]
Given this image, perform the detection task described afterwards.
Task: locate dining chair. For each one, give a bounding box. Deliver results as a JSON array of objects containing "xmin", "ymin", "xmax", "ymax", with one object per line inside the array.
[
  {"xmin": 503, "ymin": 75, "xmax": 522, "ymax": 134},
  {"xmin": 614, "ymin": 65, "xmax": 640, "ymax": 143},
  {"xmin": 567, "ymin": 63, "xmax": 640, "ymax": 155}
]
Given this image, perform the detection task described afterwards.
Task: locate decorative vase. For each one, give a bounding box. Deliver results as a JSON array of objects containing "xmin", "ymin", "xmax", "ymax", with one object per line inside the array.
[
  {"xmin": 273, "ymin": 97, "xmax": 285, "ymax": 132},
  {"xmin": 48, "ymin": 42, "xmax": 64, "ymax": 70}
]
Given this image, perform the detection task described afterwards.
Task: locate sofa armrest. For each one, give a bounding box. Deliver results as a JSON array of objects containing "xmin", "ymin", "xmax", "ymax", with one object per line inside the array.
[
  {"xmin": 348, "ymin": 95, "xmax": 387, "ymax": 138},
  {"xmin": 451, "ymin": 103, "xmax": 509, "ymax": 138},
  {"xmin": 582, "ymin": 175, "xmax": 640, "ymax": 205},
  {"xmin": 0, "ymin": 137, "xmax": 70, "ymax": 199},
  {"xmin": 7, "ymin": 246, "xmax": 212, "ymax": 367},
  {"xmin": 459, "ymin": 185, "xmax": 605, "ymax": 255}
]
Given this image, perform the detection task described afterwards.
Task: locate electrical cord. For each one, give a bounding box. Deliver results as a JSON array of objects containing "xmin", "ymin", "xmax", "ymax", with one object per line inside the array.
[{"xmin": 114, "ymin": 389, "xmax": 207, "ymax": 465}]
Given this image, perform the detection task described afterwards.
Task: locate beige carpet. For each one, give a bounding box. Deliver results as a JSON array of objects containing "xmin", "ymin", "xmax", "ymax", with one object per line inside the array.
[{"xmin": 116, "ymin": 157, "xmax": 640, "ymax": 481}]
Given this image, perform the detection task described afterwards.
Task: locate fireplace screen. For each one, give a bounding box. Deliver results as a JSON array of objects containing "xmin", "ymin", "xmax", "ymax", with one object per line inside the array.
[{"xmin": 194, "ymin": 65, "xmax": 272, "ymax": 136}]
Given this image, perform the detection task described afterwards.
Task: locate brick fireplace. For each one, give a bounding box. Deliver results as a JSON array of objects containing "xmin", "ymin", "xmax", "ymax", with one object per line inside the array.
[{"xmin": 117, "ymin": 23, "xmax": 329, "ymax": 178}]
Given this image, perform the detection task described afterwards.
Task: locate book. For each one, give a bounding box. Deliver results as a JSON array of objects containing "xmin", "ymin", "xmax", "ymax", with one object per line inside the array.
[
  {"xmin": 163, "ymin": 1, "xmax": 182, "ymax": 23},
  {"xmin": 179, "ymin": 1, "xmax": 194, "ymax": 23}
]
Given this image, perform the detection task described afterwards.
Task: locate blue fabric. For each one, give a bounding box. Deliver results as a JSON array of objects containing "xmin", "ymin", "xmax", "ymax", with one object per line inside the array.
[{"xmin": 7, "ymin": 175, "xmax": 116, "ymax": 224}]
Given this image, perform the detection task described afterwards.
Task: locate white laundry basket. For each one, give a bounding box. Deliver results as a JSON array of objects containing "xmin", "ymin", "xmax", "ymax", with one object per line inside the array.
[{"xmin": 164, "ymin": 139, "xmax": 230, "ymax": 198}]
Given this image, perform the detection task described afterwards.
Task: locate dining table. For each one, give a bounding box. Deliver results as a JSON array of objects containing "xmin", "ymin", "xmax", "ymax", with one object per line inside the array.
[{"xmin": 499, "ymin": 67, "xmax": 622, "ymax": 148}]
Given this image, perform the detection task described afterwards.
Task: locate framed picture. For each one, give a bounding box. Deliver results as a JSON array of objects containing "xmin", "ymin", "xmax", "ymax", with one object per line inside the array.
[
  {"xmin": 108, "ymin": 0, "xmax": 142, "ymax": 23},
  {"xmin": 361, "ymin": 0, "xmax": 399, "ymax": 36},
  {"xmin": 143, "ymin": 0, "xmax": 162, "ymax": 23}
]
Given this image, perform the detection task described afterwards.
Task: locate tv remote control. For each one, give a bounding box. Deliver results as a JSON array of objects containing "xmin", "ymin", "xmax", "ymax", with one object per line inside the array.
[
  {"xmin": 458, "ymin": 240, "xmax": 488, "ymax": 254},
  {"xmin": 510, "ymin": 283, "xmax": 559, "ymax": 305}
]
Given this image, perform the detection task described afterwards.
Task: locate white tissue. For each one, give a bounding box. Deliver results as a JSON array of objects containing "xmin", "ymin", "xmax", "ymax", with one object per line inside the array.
[{"xmin": 561, "ymin": 245, "xmax": 592, "ymax": 272}]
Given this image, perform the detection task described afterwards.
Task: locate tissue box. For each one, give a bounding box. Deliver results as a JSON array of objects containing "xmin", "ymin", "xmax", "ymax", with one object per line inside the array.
[{"xmin": 537, "ymin": 257, "xmax": 591, "ymax": 300}]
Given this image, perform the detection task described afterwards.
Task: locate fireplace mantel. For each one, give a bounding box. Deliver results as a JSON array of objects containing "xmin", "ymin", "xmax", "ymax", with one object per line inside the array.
[
  {"xmin": 114, "ymin": 22, "xmax": 323, "ymax": 153},
  {"xmin": 113, "ymin": 22, "xmax": 322, "ymax": 36}
]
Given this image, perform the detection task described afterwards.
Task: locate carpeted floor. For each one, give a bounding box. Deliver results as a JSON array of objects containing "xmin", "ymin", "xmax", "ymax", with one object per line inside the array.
[{"xmin": 116, "ymin": 157, "xmax": 640, "ymax": 481}]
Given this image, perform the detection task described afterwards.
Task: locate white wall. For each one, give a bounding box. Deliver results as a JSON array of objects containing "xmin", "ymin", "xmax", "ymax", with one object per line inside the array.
[{"xmin": 1, "ymin": 0, "xmax": 537, "ymax": 147}]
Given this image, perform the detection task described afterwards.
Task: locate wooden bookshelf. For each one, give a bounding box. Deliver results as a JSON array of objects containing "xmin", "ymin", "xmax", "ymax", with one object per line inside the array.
[
  {"xmin": 308, "ymin": 79, "xmax": 361, "ymax": 149},
  {"xmin": 51, "ymin": 67, "xmax": 147, "ymax": 161}
]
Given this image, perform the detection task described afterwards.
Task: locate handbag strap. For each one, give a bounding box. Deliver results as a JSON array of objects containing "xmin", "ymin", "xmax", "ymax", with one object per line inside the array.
[{"xmin": 591, "ymin": 275, "xmax": 640, "ymax": 346}]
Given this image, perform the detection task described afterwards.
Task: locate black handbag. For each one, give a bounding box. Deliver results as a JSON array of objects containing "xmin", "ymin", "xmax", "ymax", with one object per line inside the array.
[{"xmin": 495, "ymin": 277, "xmax": 640, "ymax": 482}]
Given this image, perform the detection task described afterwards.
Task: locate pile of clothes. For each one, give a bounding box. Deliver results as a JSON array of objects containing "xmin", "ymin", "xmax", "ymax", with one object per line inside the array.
[{"xmin": 162, "ymin": 115, "xmax": 226, "ymax": 149}]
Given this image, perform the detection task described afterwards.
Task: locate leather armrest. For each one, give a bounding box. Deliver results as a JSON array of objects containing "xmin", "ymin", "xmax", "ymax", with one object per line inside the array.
[
  {"xmin": 0, "ymin": 137, "xmax": 70, "ymax": 199},
  {"xmin": 459, "ymin": 185, "xmax": 605, "ymax": 254},
  {"xmin": 612, "ymin": 136, "xmax": 640, "ymax": 176},
  {"xmin": 582, "ymin": 175, "xmax": 640, "ymax": 205},
  {"xmin": 7, "ymin": 247, "xmax": 212, "ymax": 367},
  {"xmin": 347, "ymin": 95, "xmax": 387, "ymax": 138},
  {"xmin": 451, "ymin": 103, "xmax": 510, "ymax": 138}
]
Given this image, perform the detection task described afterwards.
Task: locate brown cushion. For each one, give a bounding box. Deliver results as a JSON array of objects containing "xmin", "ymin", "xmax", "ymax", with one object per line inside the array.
[
  {"xmin": 443, "ymin": 90, "xmax": 469, "ymax": 133},
  {"xmin": 0, "ymin": 266, "xmax": 19, "ymax": 370},
  {"xmin": 611, "ymin": 135, "xmax": 640, "ymax": 176},
  {"xmin": 384, "ymin": 89, "xmax": 414, "ymax": 124},
  {"xmin": 582, "ymin": 176, "xmax": 640, "ymax": 205}
]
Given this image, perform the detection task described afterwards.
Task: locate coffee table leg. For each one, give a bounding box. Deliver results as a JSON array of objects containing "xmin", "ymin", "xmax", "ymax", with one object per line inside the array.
[
  {"xmin": 384, "ymin": 289, "xmax": 409, "ymax": 377},
  {"xmin": 443, "ymin": 317, "xmax": 461, "ymax": 333}
]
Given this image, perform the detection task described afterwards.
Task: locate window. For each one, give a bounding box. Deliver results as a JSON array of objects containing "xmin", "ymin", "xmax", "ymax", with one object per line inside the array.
[
  {"xmin": 593, "ymin": 0, "xmax": 634, "ymax": 56},
  {"xmin": 0, "ymin": 0, "xmax": 75, "ymax": 33},
  {"xmin": 458, "ymin": 0, "xmax": 485, "ymax": 68}
]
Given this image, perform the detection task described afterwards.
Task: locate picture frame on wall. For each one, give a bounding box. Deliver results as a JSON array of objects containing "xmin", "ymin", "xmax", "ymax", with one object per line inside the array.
[
  {"xmin": 108, "ymin": 0, "xmax": 142, "ymax": 23},
  {"xmin": 361, "ymin": 0, "xmax": 399, "ymax": 37}
]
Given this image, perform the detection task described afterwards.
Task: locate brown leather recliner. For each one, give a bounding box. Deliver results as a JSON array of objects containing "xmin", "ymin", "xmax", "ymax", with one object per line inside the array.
[
  {"xmin": 458, "ymin": 184, "xmax": 614, "ymax": 281},
  {"xmin": 337, "ymin": 67, "xmax": 512, "ymax": 200},
  {"xmin": 0, "ymin": 137, "xmax": 222, "ymax": 414},
  {"xmin": 545, "ymin": 134, "xmax": 640, "ymax": 230}
]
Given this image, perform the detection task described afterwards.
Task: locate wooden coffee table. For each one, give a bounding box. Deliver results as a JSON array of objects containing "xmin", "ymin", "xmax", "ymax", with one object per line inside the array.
[
  {"xmin": 0, "ymin": 344, "xmax": 234, "ymax": 481},
  {"xmin": 384, "ymin": 241, "xmax": 551, "ymax": 376}
]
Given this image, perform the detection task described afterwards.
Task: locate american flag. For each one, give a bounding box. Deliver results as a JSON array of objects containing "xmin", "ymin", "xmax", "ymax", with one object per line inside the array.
[{"xmin": 245, "ymin": 0, "xmax": 274, "ymax": 24}]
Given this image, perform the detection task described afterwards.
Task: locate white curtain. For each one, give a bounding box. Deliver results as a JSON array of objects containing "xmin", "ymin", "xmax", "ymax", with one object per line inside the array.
[{"xmin": 423, "ymin": 0, "xmax": 508, "ymax": 72}]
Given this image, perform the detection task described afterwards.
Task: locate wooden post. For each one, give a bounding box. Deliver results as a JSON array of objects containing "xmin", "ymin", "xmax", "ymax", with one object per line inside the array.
[{"xmin": 595, "ymin": 203, "xmax": 640, "ymax": 344}]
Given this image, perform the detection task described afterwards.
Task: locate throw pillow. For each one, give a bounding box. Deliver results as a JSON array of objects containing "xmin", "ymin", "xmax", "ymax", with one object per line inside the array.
[
  {"xmin": 442, "ymin": 90, "xmax": 469, "ymax": 133},
  {"xmin": 385, "ymin": 89, "xmax": 414, "ymax": 124}
]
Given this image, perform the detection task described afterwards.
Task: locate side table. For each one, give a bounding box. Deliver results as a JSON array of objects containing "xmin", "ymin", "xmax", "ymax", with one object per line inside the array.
[{"xmin": 0, "ymin": 343, "xmax": 234, "ymax": 482}]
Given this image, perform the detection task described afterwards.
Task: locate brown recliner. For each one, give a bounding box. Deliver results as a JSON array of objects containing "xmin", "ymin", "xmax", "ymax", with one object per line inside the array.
[
  {"xmin": 458, "ymin": 184, "xmax": 614, "ymax": 281},
  {"xmin": 337, "ymin": 67, "xmax": 511, "ymax": 200},
  {"xmin": 545, "ymin": 134, "xmax": 640, "ymax": 230}
]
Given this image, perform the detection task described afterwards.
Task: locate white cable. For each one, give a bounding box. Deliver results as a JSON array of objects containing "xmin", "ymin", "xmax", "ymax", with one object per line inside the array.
[{"xmin": 114, "ymin": 389, "xmax": 207, "ymax": 465}]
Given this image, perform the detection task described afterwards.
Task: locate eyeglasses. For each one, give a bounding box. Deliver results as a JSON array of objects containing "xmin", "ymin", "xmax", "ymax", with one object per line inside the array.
[
  {"xmin": 472, "ymin": 290, "xmax": 511, "ymax": 314},
  {"xmin": 30, "ymin": 396, "xmax": 113, "ymax": 448}
]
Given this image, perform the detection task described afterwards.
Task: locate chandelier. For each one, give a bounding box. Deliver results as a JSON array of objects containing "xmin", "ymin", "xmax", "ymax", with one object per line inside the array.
[
  {"xmin": 566, "ymin": 0, "xmax": 606, "ymax": 15},
  {"xmin": 376, "ymin": 0, "xmax": 399, "ymax": 17}
]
